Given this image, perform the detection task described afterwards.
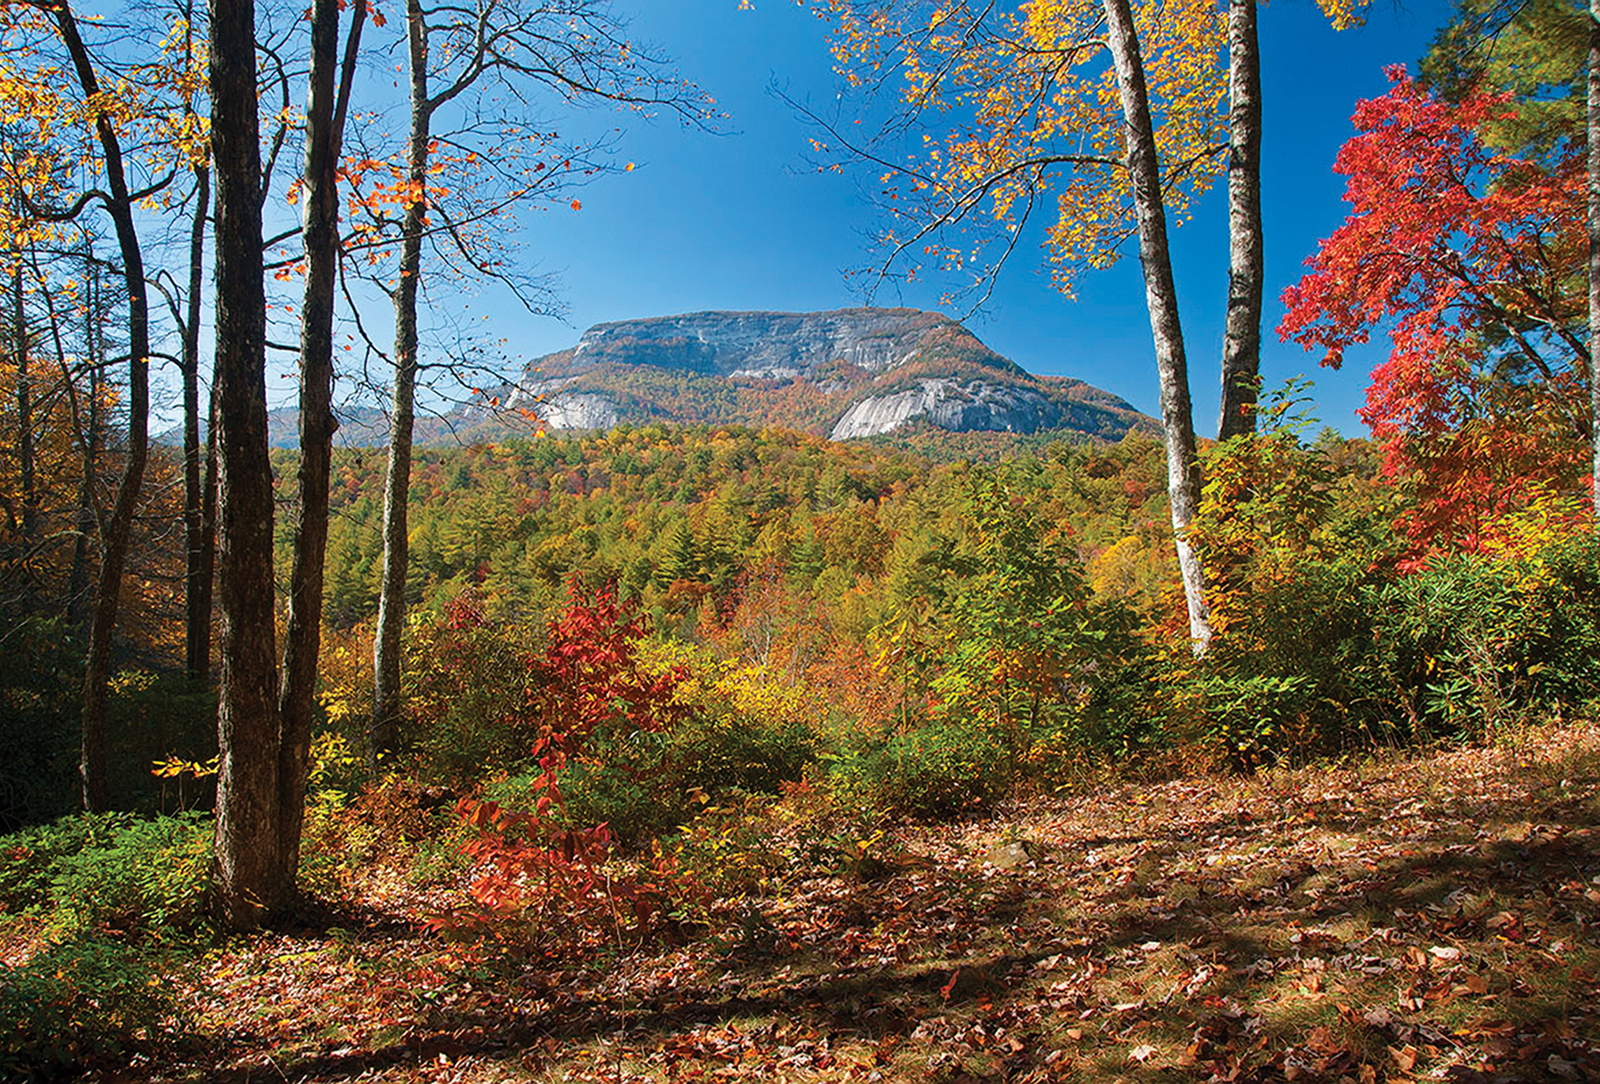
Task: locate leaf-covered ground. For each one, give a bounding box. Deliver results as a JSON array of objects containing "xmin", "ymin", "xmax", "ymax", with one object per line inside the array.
[{"xmin": 81, "ymin": 724, "xmax": 1600, "ymax": 1083}]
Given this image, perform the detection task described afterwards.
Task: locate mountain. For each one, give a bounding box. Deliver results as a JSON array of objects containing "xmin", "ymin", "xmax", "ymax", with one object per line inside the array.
[
  {"xmin": 174, "ymin": 308, "xmax": 1150, "ymax": 450},
  {"xmin": 478, "ymin": 308, "xmax": 1151, "ymax": 442}
]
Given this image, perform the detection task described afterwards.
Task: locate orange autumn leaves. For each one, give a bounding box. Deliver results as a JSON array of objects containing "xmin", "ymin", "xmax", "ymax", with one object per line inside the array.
[{"xmin": 335, "ymin": 135, "xmax": 581, "ymax": 270}]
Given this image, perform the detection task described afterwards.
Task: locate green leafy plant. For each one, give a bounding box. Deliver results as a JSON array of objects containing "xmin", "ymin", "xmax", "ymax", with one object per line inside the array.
[
  {"xmin": 873, "ymin": 473, "xmax": 1155, "ymax": 794},
  {"xmin": 401, "ymin": 591, "xmax": 538, "ymax": 783},
  {"xmin": 0, "ymin": 936, "xmax": 175, "ymax": 1080},
  {"xmin": 43, "ymin": 812, "xmax": 212, "ymax": 937},
  {"xmin": 829, "ymin": 715, "xmax": 1014, "ymax": 820},
  {"xmin": 0, "ymin": 811, "xmax": 211, "ymax": 936}
]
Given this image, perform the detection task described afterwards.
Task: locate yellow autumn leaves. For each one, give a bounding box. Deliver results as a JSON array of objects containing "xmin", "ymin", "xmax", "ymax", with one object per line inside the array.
[
  {"xmin": 0, "ymin": 8, "xmax": 210, "ymax": 257},
  {"xmin": 817, "ymin": 0, "xmax": 1230, "ymax": 296}
]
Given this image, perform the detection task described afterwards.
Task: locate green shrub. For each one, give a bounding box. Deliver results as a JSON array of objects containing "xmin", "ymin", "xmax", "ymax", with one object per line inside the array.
[
  {"xmin": 557, "ymin": 728, "xmax": 683, "ymax": 845},
  {"xmin": 1366, "ymin": 543, "xmax": 1599, "ymax": 737},
  {"xmin": 829, "ymin": 716, "xmax": 1013, "ymax": 820},
  {"xmin": 51, "ymin": 813, "xmax": 211, "ymax": 936},
  {"xmin": 0, "ymin": 813, "xmax": 136, "ymax": 915},
  {"xmin": 880, "ymin": 473, "xmax": 1157, "ymax": 773},
  {"xmin": 402, "ymin": 594, "xmax": 539, "ymax": 784},
  {"xmin": 671, "ymin": 709, "xmax": 816, "ymax": 798},
  {"xmin": 1535, "ymin": 530, "xmax": 1600, "ymax": 703},
  {"xmin": 484, "ymin": 708, "xmax": 817, "ymax": 848},
  {"xmin": 1169, "ymin": 532, "xmax": 1600, "ymax": 770},
  {"xmin": 1183, "ymin": 556, "xmax": 1407, "ymax": 764},
  {"xmin": 0, "ymin": 936, "xmax": 174, "ymax": 1081},
  {"xmin": 1175, "ymin": 673, "xmax": 1317, "ymax": 771},
  {"xmin": 0, "ymin": 812, "xmax": 211, "ymax": 936},
  {"xmin": 656, "ymin": 792, "xmax": 793, "ymax": 904}
]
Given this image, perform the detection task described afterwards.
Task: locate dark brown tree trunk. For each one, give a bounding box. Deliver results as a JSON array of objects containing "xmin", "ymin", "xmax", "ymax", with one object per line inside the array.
[
  {"xmin": 199, "ymin": 378, "xmax": 218, "ymax": 661},
  {"xmin": 52, "ymin": 2, "xmax": 153, "ymax": 813},
  {"xmin": 184, "ymin": 163, "xmax": 213, "ymax": 680},
  {"xmin": 280, "ymin": 0, "xmax": 365, "ymax": 883},
  {"xmin": 13, "ymin": 263, "xmax": 37, "ymax": 551},
  {"xmin": 1218, "ymin": 0, "xmax": 1263, "ymax": 441},
  {"xmin": 68, "ymin": 252, "xmax": 102, "ymax": 635},
  {"xmin": 1589, "ymin": 0, "xmax": 1599, "ymax": 515},
  {"xmin": 370, "ymin": 0, "xmax": 431, "ymax": 767},
  {"xmin": 1102, "ymin": 0, "xmax": 1213, "ymax": 652},
  {"xmin": 210, "ymin": 0, "xmax": 284, "ymax": 929}
]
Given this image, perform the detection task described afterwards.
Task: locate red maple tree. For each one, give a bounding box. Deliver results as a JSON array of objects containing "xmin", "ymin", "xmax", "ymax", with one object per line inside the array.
[{"xmin": 1279, "ymin": 69, "xmax": 1590, "ymax": 559}]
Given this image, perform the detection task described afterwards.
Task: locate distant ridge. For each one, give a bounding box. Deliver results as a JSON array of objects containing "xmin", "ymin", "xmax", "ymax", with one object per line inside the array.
[
  {"xmin": 480, "ymin": 307, "xmax": 1150, "ymax": 442},
  {"xmin": 165, "ymin": 308, "xmax": 1151, "ymax": 449}
]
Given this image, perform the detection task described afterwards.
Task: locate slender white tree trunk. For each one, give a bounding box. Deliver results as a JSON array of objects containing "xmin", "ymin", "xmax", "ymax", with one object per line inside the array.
[{"xmin": 1103, "ymin": 0, "xmax": 1213, "ymax": 651}]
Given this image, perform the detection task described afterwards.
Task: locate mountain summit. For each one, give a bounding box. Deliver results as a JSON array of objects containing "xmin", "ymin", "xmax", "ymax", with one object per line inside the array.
[{"xmin": 487, "ymin": 307, "xmax": 1149, "ymax": 441}]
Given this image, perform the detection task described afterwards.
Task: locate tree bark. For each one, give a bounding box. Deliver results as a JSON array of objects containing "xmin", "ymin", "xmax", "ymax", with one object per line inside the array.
[
  {"xmin": 1102, "ymin": 0, "xmax": 1213, "ymax": 651},
  {"xmin": 183, "ymin": 163, "xmax": 213, "ymax": 680},
  {"xmin": 51, "ymin": 1, "xmax": 153, "ymax": 813},
  {"xmin": 370, "ymin": 0, "xmax": 431, "ymax": 767},
  {"xmin": 13, "ymin": 262, "xmax": 37, "ymax": 552},
  {"xmin": 210, "ymin": 0, "xmax": 284, "ymax": 929},
  {"xmin": 1589, "ymin": 0, "xmax": 1599, "ymax": 516},
  {"xmin": 280, "ymin": 0, "xmax": 365, "ymax": 883},
  {"xmin": 1218, "ymin": 0, "xmax": 1263, "ymax": 441},
  {"xmin": 68, "ymin": 250, "xmax": 102, "ymax": 636}
]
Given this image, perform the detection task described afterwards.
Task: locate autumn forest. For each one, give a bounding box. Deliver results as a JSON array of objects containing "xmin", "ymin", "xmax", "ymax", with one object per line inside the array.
[{"xmin": 2, "ymin": 0, "xmax": 1599, "ymax": 1080}]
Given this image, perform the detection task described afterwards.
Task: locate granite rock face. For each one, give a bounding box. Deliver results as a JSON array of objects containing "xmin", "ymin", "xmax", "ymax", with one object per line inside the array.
[
  {"xmin": 497, "ymin": 307, "xmax": 1149, "ymax": 442},
  {"xmin": 829, "ymin": 378, "xmax": 1065, "ymax": 440},
  {"xmin": 236, "ymin": 308, "xmax": 1149, "ymax": 449},
  {"xmin": 553, "ymin": 308, "xmax": 939, "ymax": 378}
]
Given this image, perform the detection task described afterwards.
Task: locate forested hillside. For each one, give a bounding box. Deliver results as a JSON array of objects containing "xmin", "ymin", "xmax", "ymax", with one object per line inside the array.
[
  {"xmin": 308, "ymin": 426, "xmax": 1177, "ymax": 630},
  {"xmin": 3, "ymin": 0, "xmax": 1599, "ymax": 1078}
]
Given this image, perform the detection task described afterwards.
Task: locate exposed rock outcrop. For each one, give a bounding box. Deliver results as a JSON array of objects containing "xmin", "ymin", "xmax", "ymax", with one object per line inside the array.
[
  {"xmin": 235, "ymin": 308, "xmax": 1151, "ymax": 448},
  {"xmin": 829, "ymin": 378, "xmax": 1065, "ymax": 440},
  {"xmin": 500, "ymin": 307, "xmax": 1149, "ymax": 442}
]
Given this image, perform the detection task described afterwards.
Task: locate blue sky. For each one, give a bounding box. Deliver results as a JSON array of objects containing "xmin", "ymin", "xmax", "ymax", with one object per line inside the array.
[{"xmin": 340, "ymin": 0, "xmax": 1458, "ymax": 435}]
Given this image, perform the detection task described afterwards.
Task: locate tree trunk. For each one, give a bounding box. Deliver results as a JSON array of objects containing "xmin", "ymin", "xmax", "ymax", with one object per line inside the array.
[
  {"xmin": 53, "ymin": 2, "xmax": 153, "ymax": 813},
  {"xmin": 1102, "ymin": 0, "xmax": 1213, "ymax": 652},
  {"xmin": 210, "ymin": 0, "xmax": 284, "ymax": 929},
  {"xmin": 200, "ymin": 378, "xmax": 218, "ymax": 664},
  {"xmin": 1218, "ymin": 0, "xmax": 1263, "ymax": 441},
  {"xmin": 68, "ymin": 251, "xmax": 102, "ymax": 636},
  {"xmin": 370, "ymin": 0, "xmax": 430, "ymax": 768},
  {"xmin": 184, "ymin": 163, "xmax": 212, "ymax": 680},
  {"xmin": 280, "ymin": 0, "xmax": 365, "ymax": 884},
  {"xmin": 1589, "ymin": 0, "xmax": 1599, "ymax": 516},
  {"xmin": 13, "ymin": 262, "xmax": 37, "ymax": 553}
]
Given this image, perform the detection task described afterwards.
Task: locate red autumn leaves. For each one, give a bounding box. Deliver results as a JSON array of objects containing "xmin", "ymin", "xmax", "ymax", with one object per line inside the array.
[{"xmin": 1280, "ymin": 69, "xmax": 1589, "ymax": 558}]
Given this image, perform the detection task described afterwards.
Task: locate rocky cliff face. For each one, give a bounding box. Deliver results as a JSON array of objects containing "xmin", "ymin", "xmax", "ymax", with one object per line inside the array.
[
  {"xmin": 489, "ymin": 307, "xmax": 1149, "ymax": 443},
  {"xmin": 236, "ymin": 308, "xmax": 1148, "ymax": 449},
  {"xmin": 548, "ymin": 308, "xmax": 956, "ymax": 379},
  {"xmin": 830, "ymin": 378, "xmax": 1067, "ymax": 440}
]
